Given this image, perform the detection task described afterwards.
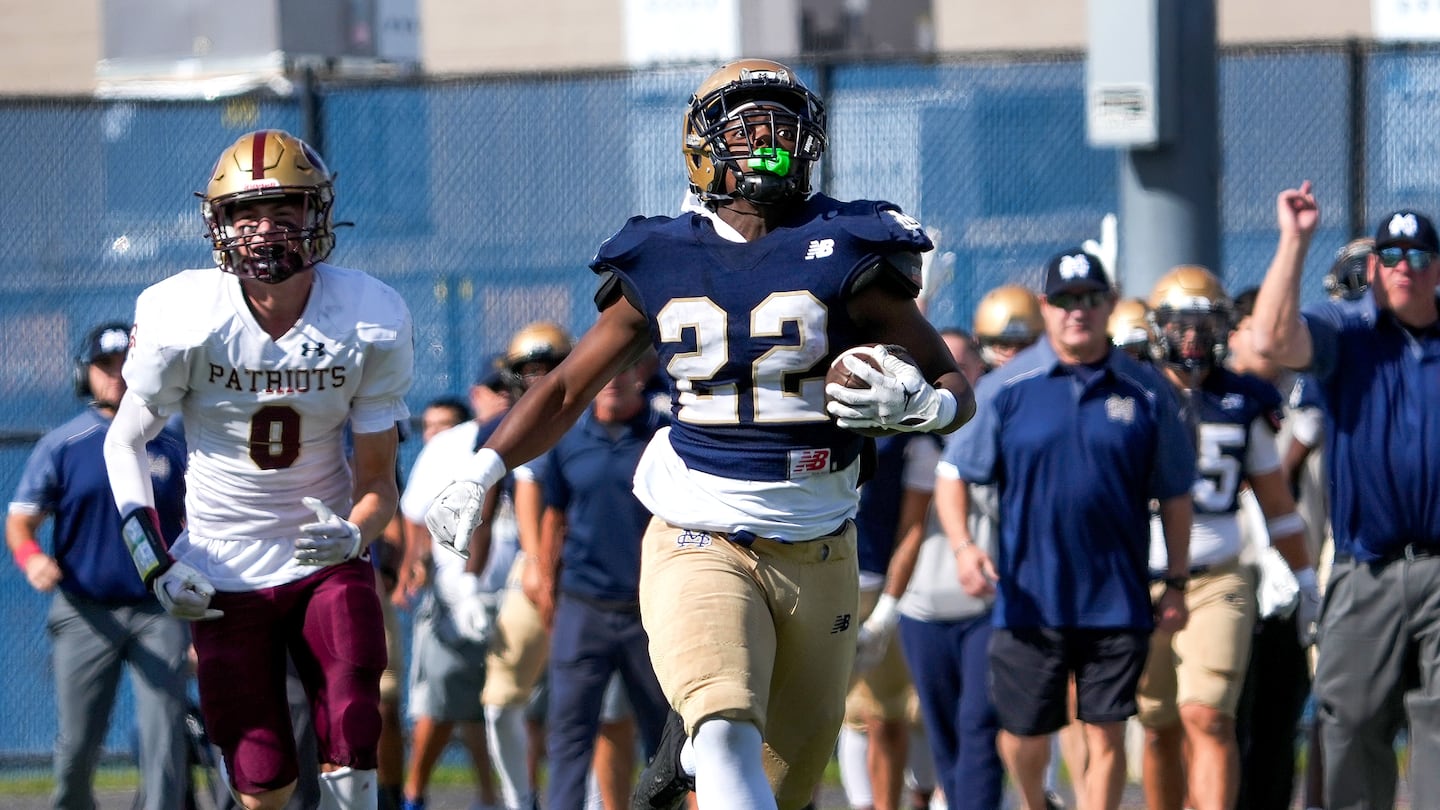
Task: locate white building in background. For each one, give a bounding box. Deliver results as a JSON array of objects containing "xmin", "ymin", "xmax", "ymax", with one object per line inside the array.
[{"xmin": 0, "ymin": 0, "xmax": 1400, "ymax": 97}]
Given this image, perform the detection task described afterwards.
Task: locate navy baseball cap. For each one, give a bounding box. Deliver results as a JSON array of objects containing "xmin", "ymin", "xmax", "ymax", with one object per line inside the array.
[
  {"xmin": 79, "ymin": 322, "xmax": 131, "ymax": 365},
  {"xmin": 1374, "ymin": 210, "xmax": 1440, "ymax": 253},
  {"xmin": 1044, "ymin": 249, "xmax": 1111, "ymax": 297},
  {"xmin": 475, "ymin": 352, "xmax": 509, "ymax": 390}
]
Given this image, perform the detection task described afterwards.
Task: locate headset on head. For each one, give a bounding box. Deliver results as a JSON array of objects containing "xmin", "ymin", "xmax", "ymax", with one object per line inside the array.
[{"xmin": 74, "ymin": 322, "xmax": 132, "ymax": 399}]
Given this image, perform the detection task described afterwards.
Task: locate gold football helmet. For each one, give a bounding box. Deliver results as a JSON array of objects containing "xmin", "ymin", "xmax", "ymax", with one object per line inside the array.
[
  {"xmin": 683, "ymin": 59, "xmax": 826, "ymax": 205},
  {"xmin": 1148, "ymin": 265, "xmax": 1231, "ymax": 373},
  {"xmin": 201, "ymin": 130, "xmax": 335, "ymax": 284},
  {"xmin": 506, "ymin": 321, "xmax": 573, "ymax": 389},
  {"xmin": 973, "ymin": 285, "xmax": 1042, "ymax": 367},
  {"xmin": 1107, "ymin": 298, "xmax": 1153, "ymax": 356}
]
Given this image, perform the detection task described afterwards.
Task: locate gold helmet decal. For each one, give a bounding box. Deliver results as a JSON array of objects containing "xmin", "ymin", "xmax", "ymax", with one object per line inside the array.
[
  {"xmin": 683, "ymin": 59, "xmax": 826, "ymax": 205},
  {"xmin": 201, "ymin": 130, "xmax": 335, "ymax": 283}
]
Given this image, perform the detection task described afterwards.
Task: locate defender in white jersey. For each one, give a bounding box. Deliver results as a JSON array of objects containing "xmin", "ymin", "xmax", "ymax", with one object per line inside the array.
[{"xmin": 104, "ymin": 130, "xmax": 414, "ymax": 810}]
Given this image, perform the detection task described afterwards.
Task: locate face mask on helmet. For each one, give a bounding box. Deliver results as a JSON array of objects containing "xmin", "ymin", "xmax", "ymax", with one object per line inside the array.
[
  {"xmin": 201, "ymin": 130, "xmax": 336, "ymax": 284},
  {"xmin": 504, "ymin": 322, "xmax": 573, "ymax": 392},
  {"xmin": 684, "ymin": 61, "xmax": 827, "ymax": 206},
  {"xmin": 1324, "ymin": 240, "xmax": 1373, "ymax": 301},
  {"xmin": 1154, "ymin": 309, "xmax": 1229, "ymax": 375}
]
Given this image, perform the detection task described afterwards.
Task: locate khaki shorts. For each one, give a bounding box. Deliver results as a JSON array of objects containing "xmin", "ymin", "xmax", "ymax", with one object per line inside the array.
[
  {"xmin": 845, "ymin": 587, "xmax": 914, "ymax": 728},
  {"xmin": 1137, "ymin": 560, "xmax": 1256, "ymax": 727},
  {"xmin": 481, "ymin": 555, "xmax": 550, "ymax": 707},
  {"xmin": 639, "ymin": 517, "xmax": 859, "ymax": 810}
]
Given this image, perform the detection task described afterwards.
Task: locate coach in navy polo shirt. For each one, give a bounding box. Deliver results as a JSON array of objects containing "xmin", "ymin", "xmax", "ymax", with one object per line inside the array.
[
  {"xmin": 944, "ymin": 249, "xmax": 1195, "ymax": 810},
  {"xmin": 534, "ymin": 361, "xmax": 670, "ymax": 810},
  {"xmin": 1252, "ymin": 184, "xmax": 1440, "ymax": 809},
  {"xmin": 6, "ymin": 322, "xmax": 190, "ymax": 809}
]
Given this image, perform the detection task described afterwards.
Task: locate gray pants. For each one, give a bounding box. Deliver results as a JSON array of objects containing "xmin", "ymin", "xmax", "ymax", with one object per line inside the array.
[
  {"xmin": 48, "ymin": 590, "xmax": 189, "ymax": 810},
  {"xmin": 1314, "ymin": 555, "xmax": 1440, "ymax": 810}
]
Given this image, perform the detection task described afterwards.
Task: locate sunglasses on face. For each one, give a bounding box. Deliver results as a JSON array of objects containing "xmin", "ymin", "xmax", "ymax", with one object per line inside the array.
[
  {"xmin": 1047, "ymin": 290, "xmax": 1109, "ymax": 311},
  {"xmin": 1378, "ymin": 246, "xmax": 1436, "ymax": 269}
]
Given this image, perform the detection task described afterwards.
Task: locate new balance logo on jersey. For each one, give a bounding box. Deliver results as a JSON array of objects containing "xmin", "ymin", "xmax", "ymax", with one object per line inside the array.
[
  {"xmin": 804, "ymin": 239, "xmax": 835, "ymax": 260},
  {"xmin": 788, "ymin": 448, "xmax": 832, "ymax": 477},
  {"xmin": 832, "ymin": 614, "xmax": 852, "ymax": 634},
  {"xmin": 300, "ymin": 342, "xmax": 328, "ymax": 357}
]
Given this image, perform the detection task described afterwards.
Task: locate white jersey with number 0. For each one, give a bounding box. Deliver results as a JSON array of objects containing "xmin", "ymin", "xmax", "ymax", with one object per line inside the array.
[{"xmin": 123, "ymin": 262, "xmax": 413, "ymax": 590}]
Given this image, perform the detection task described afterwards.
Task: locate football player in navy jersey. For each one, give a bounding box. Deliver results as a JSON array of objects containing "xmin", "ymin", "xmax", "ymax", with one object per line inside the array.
[
  {"xmin": 425, "ymin": 59, "xmax": 973, "ymax": 810},
  {"xmin": 1135, "ymin": 267, "xmax": 1318, "ymax": 810}
]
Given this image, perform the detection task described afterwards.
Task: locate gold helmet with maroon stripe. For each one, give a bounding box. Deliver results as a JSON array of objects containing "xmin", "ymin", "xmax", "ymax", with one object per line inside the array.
[
  {"xmin": 683, "ymin": 59, "xmax": 826, "ymax": 205},
  {"xmin": 201, "ymin": 130, "xmax": 336, "ymax": 283}
]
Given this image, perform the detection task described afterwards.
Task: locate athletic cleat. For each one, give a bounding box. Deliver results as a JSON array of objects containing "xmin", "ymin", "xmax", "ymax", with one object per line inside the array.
[
  {"xmin": 631, "ymin": 710, "xmax": 694, "ymax": 810},
  {"xmin": 1044, "ymin": 790, "xmax": 1065, "ymax": 810}
]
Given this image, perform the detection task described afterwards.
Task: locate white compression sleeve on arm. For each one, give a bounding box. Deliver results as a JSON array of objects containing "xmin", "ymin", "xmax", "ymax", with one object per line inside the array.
[{"xmin": 103, "ymin": 391, "xmax": 168, "ymax": 515}]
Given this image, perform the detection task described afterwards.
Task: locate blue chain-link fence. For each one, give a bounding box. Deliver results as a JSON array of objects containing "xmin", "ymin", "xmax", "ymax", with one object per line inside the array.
[{"xmin": 0, "ymin": 42, "xmax": 1431, "ymax": 767}]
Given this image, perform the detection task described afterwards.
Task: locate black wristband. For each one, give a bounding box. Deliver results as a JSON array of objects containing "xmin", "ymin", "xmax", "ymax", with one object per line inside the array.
[
  {"xmin": 1163, "ymin": 575, "xmax": 1189, "ymax": 593},
  {"xmin": 120, "ymin": 507, "xmax": 172, "ymax": 588}
]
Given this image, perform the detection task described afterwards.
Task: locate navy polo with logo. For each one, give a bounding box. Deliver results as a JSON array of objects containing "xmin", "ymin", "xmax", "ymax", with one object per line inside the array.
[
  {"xmin": 11, "ymin": 410, "xmax": 186, "ymax": 604},
  {"xmin": 1305, "ymin": 294, "xmax": 1440, "ymax": 562},
  {"xmin": 943, "ymin": 339, "xmax": 1194, "ymax": 630}
]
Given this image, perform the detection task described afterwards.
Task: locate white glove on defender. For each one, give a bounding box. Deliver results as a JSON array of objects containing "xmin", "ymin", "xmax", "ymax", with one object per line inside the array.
[
  {"xmin": 853, "ymin": 593, "xmax": 900, "ymax": 675},
  {"xmin": 451, "ymin": 592, "xmax": 499, "ymax": 646},
  {"xmin": 295, "ymin": 497, "xmax": 364, "ymax": 566},
  {"xmin": 825, "ymin": 346, "xmax": 956, "ymax": 433},
  {"xmin": 154, "ymin": 562, "xmax": 223, "ymax": 621},
  {"xmin": 426, "ymin": 448, "xmax": 508, "ymax": 558}
]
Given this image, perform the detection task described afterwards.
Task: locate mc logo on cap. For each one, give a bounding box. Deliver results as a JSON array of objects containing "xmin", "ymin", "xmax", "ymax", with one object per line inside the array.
[
  {"xmin": 1389, "ymin": 213, "xmax": 1419, "ymax": 240},
  {"xmin": 1058, "ymin": 254, "xmax": 1092, "ymax": 280}
]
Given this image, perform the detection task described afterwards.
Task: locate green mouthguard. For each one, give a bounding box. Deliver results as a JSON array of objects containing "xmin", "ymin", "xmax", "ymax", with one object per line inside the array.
[{"xmin": 747, "ymin": 147, "xmax": 792, "ymax": 176}]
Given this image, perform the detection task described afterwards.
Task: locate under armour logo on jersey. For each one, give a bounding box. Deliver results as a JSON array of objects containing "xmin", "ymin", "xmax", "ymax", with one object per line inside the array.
[
  {"xmin": 1220, "ymin": 393, "xmax": 1245, "ymax": 411},
  {"xmin": 805, "ymin": 239, "xmax": 835, "ymax": 260},
  {"xmin": 832, "ymin": 614, "xmax": 852, "ymax": 634},
  {"xmin": 1058, "ymin": 253, "xmax": 1093, "ymax": 280},
  {"xmin": 1389, "ymin": 213, "xmax": 1420, "ymax": 239},
  {"xmin": 300, "ymin": 342, "xmax": 327, "ymax": 357}
]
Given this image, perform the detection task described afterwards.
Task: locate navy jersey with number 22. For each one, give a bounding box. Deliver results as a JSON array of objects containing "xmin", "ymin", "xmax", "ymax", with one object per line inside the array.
[{"xmin": 589, "ymin": 193, "xmax": 932, "ymax": 482}]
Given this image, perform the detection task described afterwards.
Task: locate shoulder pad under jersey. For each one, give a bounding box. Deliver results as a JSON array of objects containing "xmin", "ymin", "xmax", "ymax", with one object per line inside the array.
[
  {"xmin": 828, "ymin": 199, "xmax": 934, "ymax": 254},
  {"xmin": 319, "ymin": 263, "xmax": 411, "ymax": 342},
  {"xmin": 590, "ymin": 215, "xmax": 680, "ymax": 271}
]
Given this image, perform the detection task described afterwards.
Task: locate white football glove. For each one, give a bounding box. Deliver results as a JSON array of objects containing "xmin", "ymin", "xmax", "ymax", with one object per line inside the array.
[
  {"xmin": 451, "ymin": 592, "xmax": 498, "ymax": 646},
  {"xmin": 154, "ymin": 562, "xmax": 223, "ymax": 621},
  {"xmin": 825, "ymin": 346, "xmax": 957, "ymax": 433},
  {"xmin": 294, "ymin": 497, "xmax": 364, "ymax": 566},
  {"xmin": 426, "ymin": 481, "xmax": 488, "ymax": 559},
  {"xmin": 854, "ymin": 593, "xmax": 900, "ymax": 675},
  {"xmin": 1255, "ymin": 547, "xmax": 1300, "ymax": 620},
  {"xmin": 1295, "ymin": 567, "xmax": 1322, "ymax": 647},
  {"xmin": 425, "ymin": 448, "xmax": 508, "ymax": 558}
]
